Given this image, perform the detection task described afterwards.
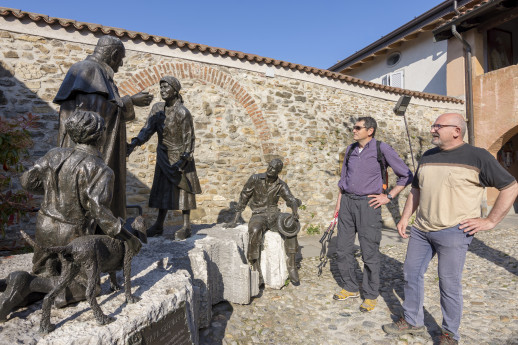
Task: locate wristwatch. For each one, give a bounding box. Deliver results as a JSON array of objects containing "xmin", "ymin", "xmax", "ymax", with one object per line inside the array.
[{"xmin": 387, "ymin": 193, "xmax": 393, "ymax": 201}]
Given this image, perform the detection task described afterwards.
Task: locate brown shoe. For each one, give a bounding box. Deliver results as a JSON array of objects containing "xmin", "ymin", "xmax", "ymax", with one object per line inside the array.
[
  {"xmin": 439, "ymin": 330, "xmax": 458, "ymax": 345},
  {"xmin": 382, "ymin": 317, "xmax": 425, "ymax": 335}
]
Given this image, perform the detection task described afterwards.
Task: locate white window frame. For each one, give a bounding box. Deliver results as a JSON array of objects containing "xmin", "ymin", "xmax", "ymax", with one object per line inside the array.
[{"xmin": 381, "ymin": 69, "xmax": 405, "ymax": 88}]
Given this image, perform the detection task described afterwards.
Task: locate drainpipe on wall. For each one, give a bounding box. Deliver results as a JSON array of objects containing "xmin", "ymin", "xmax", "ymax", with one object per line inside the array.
[
  {"xmin": 451, "ymin": 0, "xmax": 475, "ymax": 145},
  {"xmin": 451, "ymin": 2, "xmax": 486, "ymax": 216}
]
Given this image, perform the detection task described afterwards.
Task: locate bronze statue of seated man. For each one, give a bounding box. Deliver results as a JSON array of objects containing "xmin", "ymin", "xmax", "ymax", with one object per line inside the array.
[{"xmin": 226, "ymin": 159, "xmax": 301, "ymax": 285}]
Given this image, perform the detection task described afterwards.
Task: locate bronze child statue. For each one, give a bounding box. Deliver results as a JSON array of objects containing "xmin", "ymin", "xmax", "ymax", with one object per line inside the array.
[
  {"xmin": 0, "ymin": 110, "xmax": 144, "ymax": 328},
  {"xmin": 127, "ymin": 76, "xmax": 202, "ymax": 240}
]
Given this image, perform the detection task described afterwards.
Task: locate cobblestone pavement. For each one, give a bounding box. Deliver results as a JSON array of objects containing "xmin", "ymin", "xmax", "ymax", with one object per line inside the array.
[{"xmin": 200, "ymin": 219, "xmax": 518, "ymax": 345}]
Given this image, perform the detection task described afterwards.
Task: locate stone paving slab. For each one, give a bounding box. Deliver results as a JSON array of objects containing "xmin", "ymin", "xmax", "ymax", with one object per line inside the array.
[{"xmin": 200, "ymin": 215, "xmax": 518, "ymax": 345}]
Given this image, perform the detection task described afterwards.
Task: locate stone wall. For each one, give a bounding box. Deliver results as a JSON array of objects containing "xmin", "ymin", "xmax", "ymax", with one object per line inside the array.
[{"xmin": 0, "ymin": 20, "xmax": 464, "ymax": 251}]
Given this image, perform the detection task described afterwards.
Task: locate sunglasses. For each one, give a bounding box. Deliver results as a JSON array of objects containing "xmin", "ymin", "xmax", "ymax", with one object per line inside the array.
[
  {"xmin": 430, "ymin": 124, "xmax": 458, "ymax": 130},
  {"xmin": 352, "ymin": 126, "xmax": 366, "ymax": 131}
]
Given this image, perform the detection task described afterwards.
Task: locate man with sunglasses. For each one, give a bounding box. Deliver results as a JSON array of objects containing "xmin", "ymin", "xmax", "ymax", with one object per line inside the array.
[
  {"xmin": 333, "ymin": 116, "xmax": 413, "ymax": 312},
  {"xmin": 383, "ymin": 113, "xmax": 518, "ymax": 344}
]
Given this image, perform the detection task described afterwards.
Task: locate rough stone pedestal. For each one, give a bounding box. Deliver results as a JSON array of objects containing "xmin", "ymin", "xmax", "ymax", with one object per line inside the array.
[
  {"xmin": 0, "ymin": 253, "xmax": 198, "ymax": 345},
  {"xmin": 0, "ymin": 223, "xmax": 288, "ymax": 344},
  {"xmin": 260, "ymin": 231, "xmax": 289, "ymax": 289}
]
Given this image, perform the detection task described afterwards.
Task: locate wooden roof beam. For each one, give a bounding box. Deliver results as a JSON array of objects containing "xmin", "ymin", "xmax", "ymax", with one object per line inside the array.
[
  {"xmin": 388, "ymin": 41, "xmax": 403, "ymax": 49},
  {"xmin": 373, "ymin": 48, "xmax": 389, "ymax": 56},
  {"xmin": 402, "ymin": 32, "xmax": 420, "ymax": 41},
  {"xmin": 350, "ymin": 61, "xmax": 364, "ymax": 69}
]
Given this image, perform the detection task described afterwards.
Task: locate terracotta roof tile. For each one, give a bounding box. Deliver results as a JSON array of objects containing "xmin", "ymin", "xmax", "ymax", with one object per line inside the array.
[{"xmin": 0, "ymin": 6, "xmax": 463, "ymax": 104}]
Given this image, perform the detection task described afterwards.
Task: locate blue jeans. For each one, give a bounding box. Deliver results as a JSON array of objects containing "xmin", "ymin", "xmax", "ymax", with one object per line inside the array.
[{"xmin": 403, "ymin": 225, "xmax": 473, "ymax": 341}]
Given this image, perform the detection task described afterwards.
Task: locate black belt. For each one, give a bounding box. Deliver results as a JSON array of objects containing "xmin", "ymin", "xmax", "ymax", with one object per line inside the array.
[{"xmin": 342, "ymin": 192, "xmax": 369, "ymax": 200}]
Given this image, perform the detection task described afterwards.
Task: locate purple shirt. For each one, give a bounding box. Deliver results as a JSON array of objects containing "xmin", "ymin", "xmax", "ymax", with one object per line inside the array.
[{"xmin": 338, "ymin": 138, "xmax": 413, "ymax": 196}]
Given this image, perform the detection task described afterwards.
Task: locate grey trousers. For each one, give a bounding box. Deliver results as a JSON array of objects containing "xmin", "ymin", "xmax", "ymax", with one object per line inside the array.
[{"xmin": 336, "ymin": 193, "xmax": 382, "ymax": 299}]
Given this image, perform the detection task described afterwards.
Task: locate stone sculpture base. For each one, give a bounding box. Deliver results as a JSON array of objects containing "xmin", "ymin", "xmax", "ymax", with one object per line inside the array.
[
  {"xmin": 0, "ymin": 223, "xmax": 289, "ymax": 345},
  {"xmin": 260, "ymin": 231, "xmax": 288, "ymax": 289},
  {"xmin": 0, "ymin": 252, "xmax": 197, "ymax": 345}
]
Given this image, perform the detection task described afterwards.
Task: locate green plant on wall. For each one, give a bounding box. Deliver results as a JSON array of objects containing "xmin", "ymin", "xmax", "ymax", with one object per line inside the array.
[
  {"xmin": 0, "ymin": 113, "xmax": 37, "ymax": 236},
  {"xmin": 306, "ymin": 224, "xmax": 320, "ymax": 235}
]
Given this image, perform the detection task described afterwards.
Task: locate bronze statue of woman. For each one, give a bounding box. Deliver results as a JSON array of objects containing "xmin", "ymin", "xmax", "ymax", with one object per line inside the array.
[{"xmin": 127, "ymin": 76, "xmax": 202, "ymax": 240}]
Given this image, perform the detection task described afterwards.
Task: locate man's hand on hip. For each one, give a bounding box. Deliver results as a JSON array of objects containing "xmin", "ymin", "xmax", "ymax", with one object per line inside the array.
[
  {"xmin": 459, "ymin": 217, "xmax": 496, "ymax": 235},
  {"xmin": 367, "ymin": 194, "xmax": 390, "ymax": 209}
]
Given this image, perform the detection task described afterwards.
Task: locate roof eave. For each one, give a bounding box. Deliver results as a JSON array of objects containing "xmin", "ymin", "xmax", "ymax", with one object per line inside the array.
[
  {"xmin": 329, "ymin": 0, "xmax": 473, "ymax": 72},
  {"xmin": 433, "ymin": 0, "xmax": 509, "ymax": 41}
]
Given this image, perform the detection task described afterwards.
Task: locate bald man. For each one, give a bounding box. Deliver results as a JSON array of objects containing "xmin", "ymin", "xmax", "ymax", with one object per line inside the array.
[{"xmin": 383, "ymin": 113, "xmax": 518, "ymax": 344}]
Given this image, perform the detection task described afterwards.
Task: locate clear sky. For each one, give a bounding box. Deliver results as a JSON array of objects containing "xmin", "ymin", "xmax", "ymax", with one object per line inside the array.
[{"xmin": 1, "ymin": 0, "xmax": 444, "ymax": 69}]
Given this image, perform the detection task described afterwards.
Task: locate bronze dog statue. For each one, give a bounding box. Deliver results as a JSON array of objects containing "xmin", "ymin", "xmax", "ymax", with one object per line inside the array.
[{"xmin": 20, "ymin": 217, "xmax": 147, "ymax": 333}]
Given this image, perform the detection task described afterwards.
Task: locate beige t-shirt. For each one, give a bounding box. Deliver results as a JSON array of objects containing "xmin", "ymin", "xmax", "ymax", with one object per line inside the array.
[{"xmin": 413, "ymin": 143, "xmax": 516, "ymax": 232}]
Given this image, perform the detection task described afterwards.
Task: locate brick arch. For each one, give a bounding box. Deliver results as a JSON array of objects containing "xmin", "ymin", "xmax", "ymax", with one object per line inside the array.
[
  {"xmin": 487, "ymin": 125, "xmax": 518, "ymax": 157},
  {"xmin": 118, "ymin": 62, "xmax": 275, "ymax": 157}
]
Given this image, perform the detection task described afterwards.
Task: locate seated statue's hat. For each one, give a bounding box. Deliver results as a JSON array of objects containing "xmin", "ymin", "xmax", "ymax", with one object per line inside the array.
[{"xmin": 277, "ymin": 213, "xmax": 300, "ymax": 238}]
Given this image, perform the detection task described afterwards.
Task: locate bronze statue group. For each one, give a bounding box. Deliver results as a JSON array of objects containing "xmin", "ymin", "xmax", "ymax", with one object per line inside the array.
[{"xmin": 1, "ymin": 36, "xmax": 517, "ymax": 345}]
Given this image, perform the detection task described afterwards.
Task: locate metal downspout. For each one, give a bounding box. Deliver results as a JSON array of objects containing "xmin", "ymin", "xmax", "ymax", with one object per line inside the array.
[{"xmin": 451, "ymin": 0, "xmax": 475, "ymax": 144}]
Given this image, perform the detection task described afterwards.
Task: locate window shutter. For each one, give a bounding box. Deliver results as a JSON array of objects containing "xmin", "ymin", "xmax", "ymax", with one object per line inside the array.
[{"xmin": 390, "ymin": 70, "xmax": 404, "ymax": 88}]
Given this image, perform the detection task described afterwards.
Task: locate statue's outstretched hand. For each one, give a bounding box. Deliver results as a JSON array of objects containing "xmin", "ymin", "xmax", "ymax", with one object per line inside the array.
[
  {"xmin": 126, "ymin": 143, "xmax": 135, "ymax": 157},
  {"xmin": 131, "ymin": 92, "xmax": 154, "ymax": 107},
  {"xmin": 126, "ymin": 138, "xmax": 139, "ymax": 157}
]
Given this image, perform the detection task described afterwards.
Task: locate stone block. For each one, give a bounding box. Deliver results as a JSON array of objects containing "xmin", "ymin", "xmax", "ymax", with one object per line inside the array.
[
  {"xmin": 260, "ymin": 231, "xmax": 288, "ymax": 289},
  {"xmin": 0, "ymin": 252, "xmax": 198, "ymax": 345},
  {"xmin": 17, "ymin": 35, "xmax": 46, "ymax": 43},
  {"xmin": 196, "ymin": 224, "xmax": 256, "ymax": 304},
  {"xmin": 0, "ymin": 224, "xmax": 266, "ymax": 343},
  {"xmin": 250, "ymin": 270, "xmax": 260, "ymax": 296}
]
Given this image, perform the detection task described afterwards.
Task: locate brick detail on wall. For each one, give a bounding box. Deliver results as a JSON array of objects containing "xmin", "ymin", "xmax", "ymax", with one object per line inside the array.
[{"xmin": 118, "ymin": 62, "xmax": 276, "ymax": 156}]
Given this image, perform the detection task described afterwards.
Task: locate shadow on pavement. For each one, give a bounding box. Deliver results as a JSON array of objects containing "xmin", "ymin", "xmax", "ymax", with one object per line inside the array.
[
  {"xmin": 326, "ymin": 234, "xmax": 442, "ymax": 339},
  {"xmin": 378, "ymin": 252, "xmax": 442, "ymax": 338},
  {"xmin": 468, "ymin": 237, "xmax": 518, "ymax": 277},
  {"xmin": 199, "ymin": 301, "xmax": 234, "ymax": 345}
]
